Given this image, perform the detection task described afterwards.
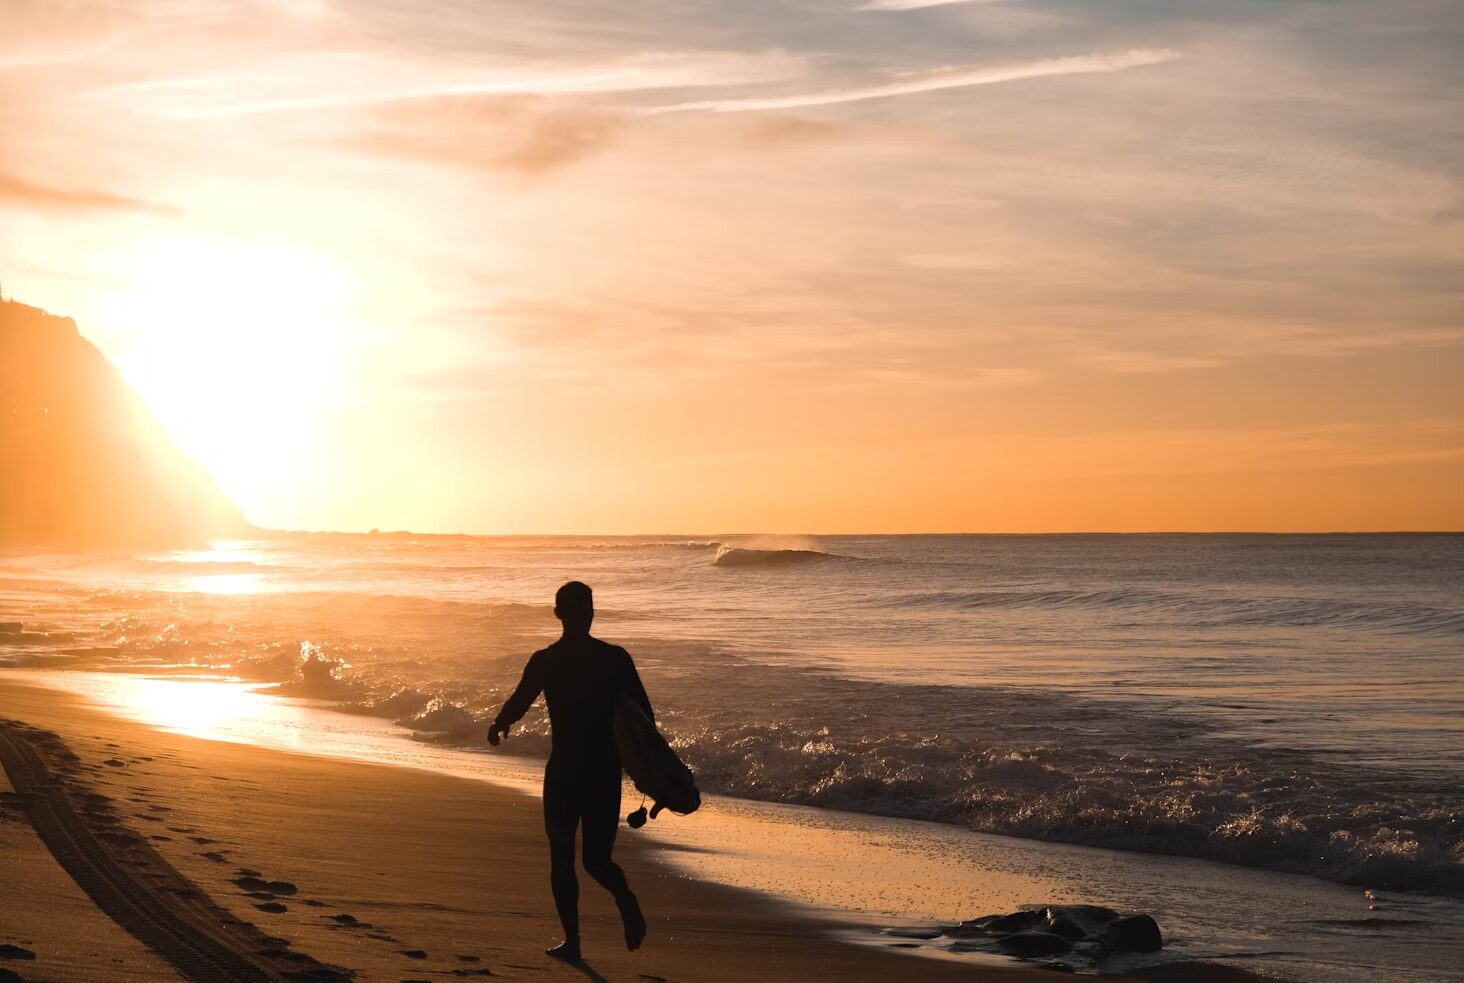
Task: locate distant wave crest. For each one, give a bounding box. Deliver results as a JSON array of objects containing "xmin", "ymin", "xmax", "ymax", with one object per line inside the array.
[{"xmin": 712, "ymin": 545, "xmax": 841, "ymax": 568}]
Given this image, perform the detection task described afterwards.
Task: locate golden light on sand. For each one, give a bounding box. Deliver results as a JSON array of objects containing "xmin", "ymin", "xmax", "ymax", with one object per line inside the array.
[
  {"xmin": 122, "ymin": 677, "xmax": 267, "ymax": 741},
  {"xmin": 97, "ymin": 235, "xmax": 357, "ymax": 512}
]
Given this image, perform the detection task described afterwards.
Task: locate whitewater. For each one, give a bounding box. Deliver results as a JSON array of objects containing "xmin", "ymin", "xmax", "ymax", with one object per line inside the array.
[{"xmin": 2, "ymin": 533, "xmax": 1461, "ymax": 904}]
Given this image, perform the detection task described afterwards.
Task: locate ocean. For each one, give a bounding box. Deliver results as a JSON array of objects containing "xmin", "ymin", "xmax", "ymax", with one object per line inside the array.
[{"xmin": 3, "ymin": 533, "xmax": 1463, "ymax": 977}]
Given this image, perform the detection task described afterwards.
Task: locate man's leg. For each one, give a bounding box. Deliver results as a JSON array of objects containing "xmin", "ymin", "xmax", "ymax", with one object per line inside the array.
[
  {"xmin": 581, "ymin": 771, "xmax": 646, "ymax": 951},
  {"xmin": 543, "ymin": 775, "xmax": 581, "ymax": 959}
]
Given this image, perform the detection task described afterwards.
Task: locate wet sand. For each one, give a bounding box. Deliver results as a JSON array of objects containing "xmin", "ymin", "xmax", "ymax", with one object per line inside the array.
[{"xmin": 0, "ymin": 676, "xmax": 1273, "ymax": 982}]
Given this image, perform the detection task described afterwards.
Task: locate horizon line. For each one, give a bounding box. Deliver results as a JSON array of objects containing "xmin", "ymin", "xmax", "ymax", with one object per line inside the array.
[{"xmin": 248, "ymin": 528, "xmax": 1464, "ymax": 539}]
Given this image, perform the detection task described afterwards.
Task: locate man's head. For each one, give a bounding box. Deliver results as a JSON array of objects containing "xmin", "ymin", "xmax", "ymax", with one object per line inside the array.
[{"xmin": 554, "ymin": 581, "xmax": 594, "ymax": 634}]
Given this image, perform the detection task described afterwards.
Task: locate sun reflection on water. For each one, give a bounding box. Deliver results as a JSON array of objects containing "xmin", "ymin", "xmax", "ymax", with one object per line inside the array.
[
  {"xmin": 173, "ymin": 542, "xmax": 264, "ymax": 566},
  {"xmin": 191, "ymin": 572, "xmax": 263, "ymax": 594}
]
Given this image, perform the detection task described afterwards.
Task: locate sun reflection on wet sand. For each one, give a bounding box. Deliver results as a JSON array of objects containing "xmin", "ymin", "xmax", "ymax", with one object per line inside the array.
[
  {"xmin": 73, "ymin": 675, "xmax": 272, "ymax": 743},
  {"xmin": 128, "ymin": 677, "xmax": 267, "ymax": 741}
]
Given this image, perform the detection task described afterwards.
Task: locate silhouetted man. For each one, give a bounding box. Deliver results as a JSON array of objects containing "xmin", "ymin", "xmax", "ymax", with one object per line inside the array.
[{"xmin": 488, "ymin": 581, "xmax": 651, "ymax": 961}]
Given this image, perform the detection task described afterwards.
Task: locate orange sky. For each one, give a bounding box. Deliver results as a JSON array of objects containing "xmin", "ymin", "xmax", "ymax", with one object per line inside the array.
[{"xmin": 2, "ymin": 0, "xmax": 1461, "ymax": 533}]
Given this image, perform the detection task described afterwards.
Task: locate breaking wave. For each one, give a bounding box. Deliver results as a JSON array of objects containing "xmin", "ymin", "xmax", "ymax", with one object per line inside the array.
[
  {"xmin": 668, "ymin": 718, "xmax": 1464, "ymax": 898},
  {"xmin": 713, "ymin": 545, "xmax": 842, "ymax": 568}
]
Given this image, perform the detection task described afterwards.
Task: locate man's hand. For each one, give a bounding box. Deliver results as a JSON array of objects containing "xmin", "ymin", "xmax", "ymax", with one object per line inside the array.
[{"xmin": 487, "ymin": 722, "xmax": 510, "ymax": 746}]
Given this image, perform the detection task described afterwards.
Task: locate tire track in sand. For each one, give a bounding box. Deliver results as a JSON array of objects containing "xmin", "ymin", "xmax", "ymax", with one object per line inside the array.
[{"xmin": 0, "ymin": 719, "xmax": 349, "ymax": 983}]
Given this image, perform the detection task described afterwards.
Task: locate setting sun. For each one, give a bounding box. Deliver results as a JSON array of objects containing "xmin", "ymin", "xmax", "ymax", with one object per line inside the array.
[{"xmin": 94, "ymin": 236, "xmax": 358, "ymax": 514}]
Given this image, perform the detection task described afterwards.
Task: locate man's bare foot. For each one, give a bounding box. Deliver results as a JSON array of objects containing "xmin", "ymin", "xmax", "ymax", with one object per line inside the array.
[
  {"xmin": 617, "ymin": 892, "xmax": 647, "ymax": 951},
  {"xmin": 547, "ymin": 940, "xmax": 581, "ymax": 961}
]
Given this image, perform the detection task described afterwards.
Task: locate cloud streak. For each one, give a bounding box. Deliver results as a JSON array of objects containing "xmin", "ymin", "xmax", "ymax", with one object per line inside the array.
[
  {"xmin": 82, "ymin": 50, "xmax": 807, "ymax": 119},
  {"xmin": 350, "ymin": 96, "xmax": 625, "ymax": 175},
  {"xmin": 652, "ymin": 49, "xmax": 1179, "ymax": 113},
  {"xmin": 0, "ymin": 36, "xmax": 127, "ymax": 71},
  {"xmin": 858, "ymin": 0, "xmax": 1013, "ymax": 10},
  {"xmin": 0, "ymin": 172, "xmax": 175, "ymax": 216}
]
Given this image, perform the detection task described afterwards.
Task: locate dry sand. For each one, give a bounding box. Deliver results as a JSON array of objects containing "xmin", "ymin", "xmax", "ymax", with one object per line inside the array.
[{"xmin": 0, "ymin": 676, "xmax": 1275, "ymax": 982}]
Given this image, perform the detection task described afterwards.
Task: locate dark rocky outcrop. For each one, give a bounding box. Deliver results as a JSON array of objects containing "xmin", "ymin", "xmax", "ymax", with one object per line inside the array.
[
  {"xmin": 1104, "ymin": 913, "xmax": 1164, "ymax": 953},
  {"xmin": 1, "ymin": 297, "xmax": 249, "ymax": 547},
  {"xmin": 994, "ymin": 930, "xmax": 1074, "ymax": 957},
  {"xmin": 930, "ymin": 904, "xmax": 1165, "ymax": 972}
]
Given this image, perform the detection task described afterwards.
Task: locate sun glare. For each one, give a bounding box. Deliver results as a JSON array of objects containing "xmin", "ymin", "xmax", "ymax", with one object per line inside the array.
[
  {"xmin": 96, "ymin": 235, "xmax": 358, "ymax": 519},
  {"xmin": 191, "ymin": 572, "xmax": 265, "ymax": 595},
  {"xmin": 119, "ymin": 677, "xmax": 268, "ymax": 742}
]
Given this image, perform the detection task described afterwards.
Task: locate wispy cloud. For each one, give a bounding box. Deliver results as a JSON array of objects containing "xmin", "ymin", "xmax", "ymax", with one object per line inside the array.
[
  {"xmin": 0, "ymin": 36, "xmax": 127, "ymax": 70},
  {"xmin": 0, "ymin": 172, "xmax": 175, "ymax": 216},
  {"xmin": 858, "ymin": 0, "xmax": 1013, "ymax": 10},
  {"xmin": 349, "ymin": 96, "xmax": 625, "ymax": 175},
  {"xmin": 82, "ymin": 50, "xmax": 806, "ymax": 119},
  {"xmin": 652, "ymin": 49, "xmax": 1179, "ymax": 113}
]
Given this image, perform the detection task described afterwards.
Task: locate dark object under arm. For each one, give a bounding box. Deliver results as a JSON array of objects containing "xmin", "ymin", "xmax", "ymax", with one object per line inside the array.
[{"xmin": 622, "ymin": 652, "xmax": 654, "ymax": 724}]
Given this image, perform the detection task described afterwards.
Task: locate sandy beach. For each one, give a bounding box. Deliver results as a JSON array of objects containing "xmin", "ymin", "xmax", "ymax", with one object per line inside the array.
[{"xmin": 0, "ymin": 674, "xmax": 1283, "ymax": 983}]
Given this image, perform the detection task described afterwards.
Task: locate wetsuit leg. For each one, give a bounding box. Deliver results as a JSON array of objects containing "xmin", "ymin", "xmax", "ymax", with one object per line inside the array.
[
  {"xmin": 580, "ymin": 767, "xmax": 629, "ymax": 898},
  {"xmin": 580, "ymin": 766, "xmax": 646, "ymax": 950},
  {"xmin": 542, "ymin": 764, "xmax": 580, "ymax": 944}
]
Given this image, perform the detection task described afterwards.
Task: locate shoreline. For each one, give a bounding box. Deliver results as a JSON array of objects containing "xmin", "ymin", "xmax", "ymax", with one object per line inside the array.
[
  {"xmin": 0, "ymin": 673, "xmax": 1088, "ymax": 982},
  {"xmin": 0, "ymin": 671, "xmax": 1290, "ymax": 982}
]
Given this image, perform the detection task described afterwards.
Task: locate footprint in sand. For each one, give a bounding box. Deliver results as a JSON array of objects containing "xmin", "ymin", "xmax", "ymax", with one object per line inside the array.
[
  {"xmin": 232, "ymin": 875, "xmax": 298, "ymax": 896},
  {"xmin": 190, "ymin": 836, "xmax": 217, "ymax": 845},
  {"xmin": 327, "ymin": 914, "xmax": 364, "ymax": 928},
  {"xmin": 199, "ymin": 851, "xmax": 229, "ymax": 863},
  {"xmin": 254, "ymin": 902, "xmax": 288, "ymax": 914},
  {"xmin": 400, "ymin": 949, "xmax": 428, "ymax": 959},
  {"xmin": 451, "ymin": 970, "xmax": 494, "ymax": 978}
]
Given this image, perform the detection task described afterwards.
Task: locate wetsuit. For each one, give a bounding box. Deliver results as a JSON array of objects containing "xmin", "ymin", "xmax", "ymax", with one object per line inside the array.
[{"xmin": 493, "ymin": 635, "xmax": 653, "ymax": 944}]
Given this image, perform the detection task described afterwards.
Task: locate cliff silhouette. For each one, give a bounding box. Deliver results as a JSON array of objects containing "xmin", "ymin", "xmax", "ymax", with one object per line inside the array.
[{"xmin": 1, "ymin": 297, "xmax": 251, "ymax": 547}]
